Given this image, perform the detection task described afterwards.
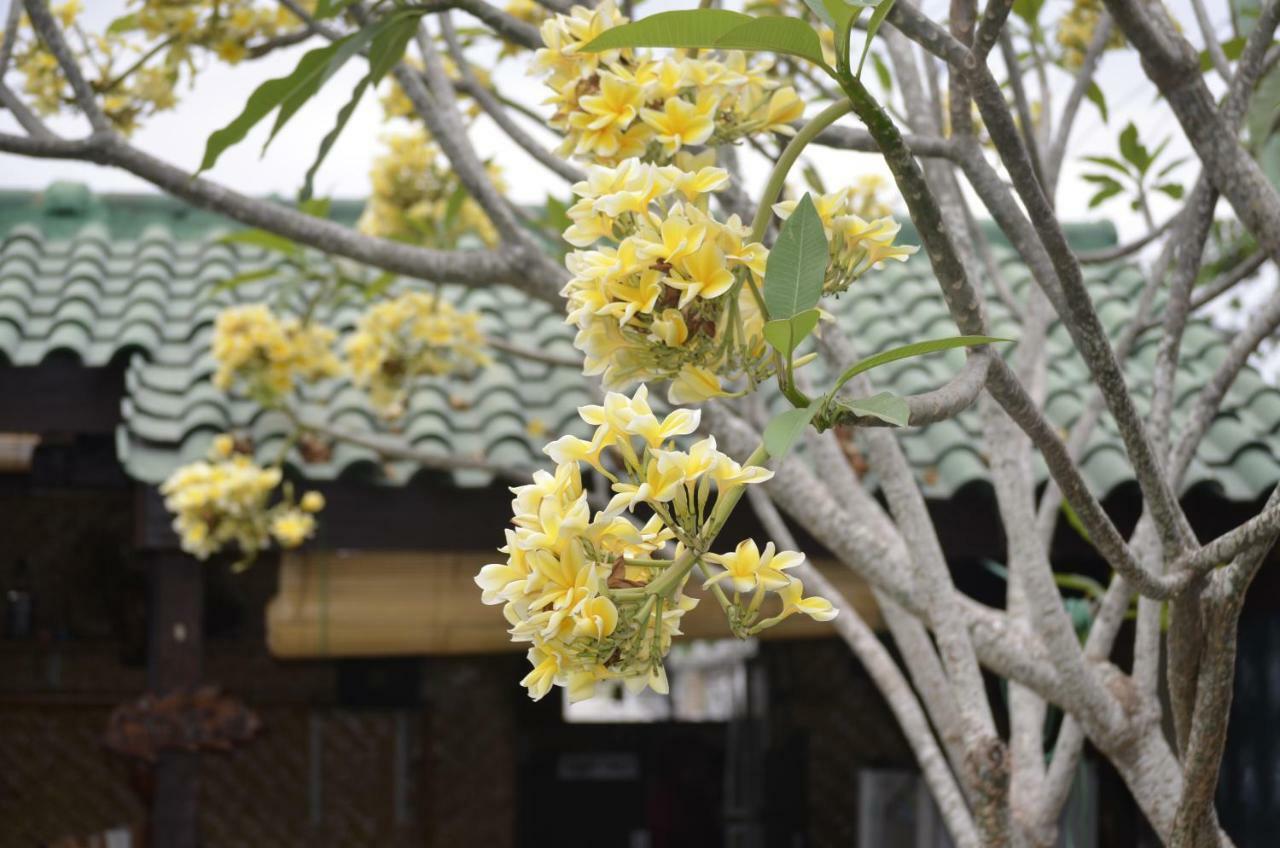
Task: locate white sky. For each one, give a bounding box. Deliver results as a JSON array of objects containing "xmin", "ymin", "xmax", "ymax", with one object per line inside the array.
[{"xmin": 0, "ymin": 0, "xmax": 1230, "ymax": 246}]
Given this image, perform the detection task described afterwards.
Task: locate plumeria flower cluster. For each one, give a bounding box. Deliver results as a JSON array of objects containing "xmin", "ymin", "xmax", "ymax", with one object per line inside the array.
[
  {"xmin": 1055, "ymin": 0, "xmax": 1125, "ymax": 69},
  {"xmin": 476, "ymin": 385, "xmax": 836, "ymax": 702},
  {"xmin": 5, "ymin": 0, "xmax": 307, "ymax": 134},
  {"xmin": 211, "ymin": 304, "xmax": 341, "ymax": 405},
  {"xmin": 345, "ymin": 291, "xmax": 491, "ymax": 419},
  {"xmin": 562, "ymin": 156, "xmax": 772, "ymax": 404},
  {"xmin": 358, "ymin": 128, "xmax": 501, "ymax": 248},
  {"xmin": 774, "ymin": 187, "xmax": 917, "ymax": 296},
  {"xmin": 160, "ymin": 434, "xmax": 325, "ymax": 562},
  {"xmin": 533, "ymin": 1, "xmax": 803, "ymax": 165}
]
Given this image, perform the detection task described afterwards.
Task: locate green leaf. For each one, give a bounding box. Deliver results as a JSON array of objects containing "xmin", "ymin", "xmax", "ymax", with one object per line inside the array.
[
  {"xmin": 763, "ymin": 308, "xmax": 821, "ymax": 357},
  {"xmin": 1088, "ymin": 183, "xmax": 1123, "ymax": 209},
  {"xmin": 845, "ymin": 391, "xmax": 909, "ymax": 426},
  {"xmin": 1155, "ymin": 182, "xmax": 1185, "ymax": 200},
  {"xmin": 1081, "ymin": 154, "xmax": 1130, "ymax": 175},
  {"xmin": 870, "ymin": 51, "xmax": 893, "ymax": 92},
  {"xmin": 802, "ymin": 0, "xmax": 836, "ymax": 28},
  {"xmin": 298, "ymin": 197, "xmax": 332, "ymax": 218},
  {"xmin": 1199, "ymin": 36, "xmax": 1247, "ymax": 71},
  {"xmin": 1085, "ymin": 81, "xmax": 1108, "ymax": 122},
  {"xmin": 763, "ymin": 404, "xmax": 821, "ymax": 458},
  {"xmin": 1060, "ymin": 500, "xmax": 1092, "ymax": 543},
  {"xmin": 315, "ymin": 0, "xmax": 358, "ymax": 19},
  {"xmin": 829, "ymin": 335, "xmax": 1008, "ymax": 396},
  {"xmin": 857, "ymin": 0, "xmax": 897, "ymax": 78},
  {"xmin": 363, "ymin": 270, "xmax": 397, "ymax": 300},
  {"xmin": 1011, "ymin": 0, "xmax": 1045, "ymax": 25},
  {"xmin": 106, "ymin": 13, "xmax": 139, "ymax": 35},
  {"xmin": 580, "ymin": 10, "xmax": 753, "ymax": 52},
  {"xmin": 715, "ymin": 17, "xmax": 830, "ymax": 68},
  {"xmin": 1118, "ymin": 122, "xmax": 1152, "ymax": 174},
  {"xmin": 200, "ymin": 10, "xmax": 417, "ymax": 175},
  {"xmin": 199, "ymin": 38, "xmax": 352, "ymax": 174},
  {"xmin": 764, "ymin": 193, "xmax": 828, "ymax": 320},
  {"xmin": 1081, "ymin": 173, "xmax": 1124, "ymax": 189},
  {"xmin": 819, "ymin": 0, "xmax": 867, "ymax": 65},
  {"xmin": 212, "ymin": 266, "xmax": 278, "ymax": 294},
  {"xmin": 301, "ymin": 76, "xmax": 369, "ymax": 202},
  {"xmin": 221, "ymin": 229, "xmax": 299, "ymax": 256}
]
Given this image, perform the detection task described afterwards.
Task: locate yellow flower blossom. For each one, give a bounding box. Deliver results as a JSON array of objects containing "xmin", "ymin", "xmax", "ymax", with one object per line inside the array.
[
  {"xmin": 705, "ymin": 539, "xmax": 804, "ymax": 593},
  {"xmin": 345, "ymin": 291, "xmax": 490, "ymax": 418},
  {"xmin": 211, "ymin": 304, "xmax": 340, "ymax": 404},
  {"xmin": 778, "ymin": 578, "xmax": 840, "ymax": 621},
  {"xmin": 479, "ymin": 386, "xmax": 780, "ymax": 702},
  {"xmin": 270, "ymin": 509, "xmax": 315, "ymax": 548}
]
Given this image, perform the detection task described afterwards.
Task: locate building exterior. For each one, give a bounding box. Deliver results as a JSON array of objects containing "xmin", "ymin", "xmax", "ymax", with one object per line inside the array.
[{"xmin": 1, "ymin": 183, "xmax": 1278, "ymax": 846}]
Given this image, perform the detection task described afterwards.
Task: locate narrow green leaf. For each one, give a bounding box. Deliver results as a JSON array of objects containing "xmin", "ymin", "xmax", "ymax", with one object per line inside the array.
[
  {"xmin": 1088, "ymin": 183, "xmax": 1123, "ymax": 208},
  {"xmin": 298, "ymin": 197, "xmax": 332, "ymax": 218},
  {"xmin": 301, "ymin": 76, "xmax": 369, "ymax": 202},
  {"xmin": 829, "ymin": 335, "xmax": 1008, "ymax": 396},
  {"xmin": 264, "ymin": 21, "xmax": 386, "ymax": 153},
  {"xmin": 106, "ymin": 13, "xmax": 139, "ymax": 34},
  {"xmin": 802, "ymin": 0, "xmax": 836, "ymax": 29},
  {"xmin": 845, "ymin": 391, "xmax": 909, "ymax": 427},
  {"xmin": 820, "ymin": 0, "xmax": 867, "ymax": 65},
  {"xmin": 715, "ymin": 17, "xmax": 829, "ymax": 68},
  {"xmin": 763, "ymin": 404, "xmax": 821, "ymax": 458},
  {"xmin": 212, "ymin": 266, "xmax": 278, "ymax": 294},
  {"xmin": 221, "ymin": 229, "xmax": 299, "ymax": 256},
  {"xmin": 1199, "ymin": 36, "xmax": 1248, "ymax": 71},
  {"xmin": 1081, "ymin": 154, "xmax": 1130, "ymax": 175},
  {"xmin": 580, "ymin": 10, "xmax": 753, "ymax": 52},
  {"xmin": 763, "ymin": 308, "xmax": 821, "ymax": 357},
  {"xmin": 315, "ymin": 0, "xmax": 358, "ymax": 20},
  {"xmin": 857, "ymin": 0, "xmax": 897, "ymax": 78},
  {"xmin": 870, "ymin": 51, "xmax": 893, "ymax": 92},
  {"xmin": 199, "ymin": 37, "xmax": 351, "ymax": 174},
  {"xmin": 443, "ymin": 183, "xmax": 470, "ymax": 227},
  {"xmin": 1059, "ymin": 500, "xmax": 1092, "ymax": 543},
  {"xmin": 1085, "ymin": 81, "xmax": 1108, "ymax": 122},
  {"xmin": 764, "ymin": 193, "xmax": 828, "ymax": 320},
  {"xmin": 1154, "ymin": 156, "xmax": 1188, "ymax": 179},
  {"xmin": 1081, "ymin": 173, "xmax": 1124, "ymax": 190},
  {"xmin": 1155, "ymin": 183, "xmax": 1185, "ymax": 200},
  {"xmin": 363, "ymin": 270, "xmax": 397, "ymax": 300}
]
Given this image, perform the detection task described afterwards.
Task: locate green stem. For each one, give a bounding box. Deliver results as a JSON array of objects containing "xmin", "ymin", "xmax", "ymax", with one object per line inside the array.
[
  {"xmin": 644, "ymin": 445, "xmax": 769, "ymax": 599},
  {"xmin": 749, "ymin": 99, "xmax": 854, "ymax": 244}
]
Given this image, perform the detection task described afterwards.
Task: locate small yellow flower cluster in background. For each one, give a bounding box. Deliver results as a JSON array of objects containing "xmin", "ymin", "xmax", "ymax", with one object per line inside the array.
[
  {"xmin": 534, "ymin": 1, "xmax": 804, "ymax": 165},
  {"xmin": 774, "ymin": 187, "xmax": 917, "ymax": 296},
  {"xmin": 1055, "ymin": 0, "xmax": 1125, "ymax": 69},
  {"xmin": 346, "ymin": 291, "xmax": 491, "ymax": 419},
  {"xmin": 211, "ymin": 304, "xmax": 341, "ymax": 405},
  {"xmin": 477, "ymin": 385, "xmax": 821, "ymax": 702},
  {"xmin": 358, "ymin": 128, "xmax": 501, "ymax": 248},
  {"xmin": 5, "ymin": 0, "xmax": 308, "ymax": 134},
  {"xmin": 160, "ymin": 434, "xmax": 325, "ymax": 562},
  {"xmin": 562, "ymin": 156, "xmax": 771, "ymax": 403}
]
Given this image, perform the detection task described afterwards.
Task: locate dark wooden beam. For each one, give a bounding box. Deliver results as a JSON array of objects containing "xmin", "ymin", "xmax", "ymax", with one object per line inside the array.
[
  {"xmin": 0, "ymin": 361, "xmax": 125, "ymax": 433},
  {"xmin": 147, "ymin": 550, "xmax": 204, "ymax": 848}
]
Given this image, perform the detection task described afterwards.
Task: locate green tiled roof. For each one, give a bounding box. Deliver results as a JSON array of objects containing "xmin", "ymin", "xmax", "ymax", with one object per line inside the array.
[{"xmin": 1, "ymin": 183, "xmax": 1277, "ymax": 500}]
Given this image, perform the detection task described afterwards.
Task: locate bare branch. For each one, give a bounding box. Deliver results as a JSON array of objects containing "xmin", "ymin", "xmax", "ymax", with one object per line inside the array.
[
  {"xmin": 1189, "ymin": 0, "xmax": 1231, "ymax": 81},
  {"xmin": 747, "ymin": 487, "xmax": 981, "ymax": 848},
  {"xmin": 1075, "ymin": 212, "xmax": 1178, "ymax": 265},
  {"xmin": 21, "ymin": 0, "xmax": 109, "ymax": 132},
  {"xmin": 0, "ymin": 0, "xmax": 21, "ymax": 77},
  {"xmin": 440, "ymin": 14, "xmax": 584, "ymax": 184},
  {"xmin": 1046, "ymin": 12, "xmax": 1114, "ymax": 190},
  {"xmin": 0, "ymin": 130, "xmax": 564, "ymax": 297}
]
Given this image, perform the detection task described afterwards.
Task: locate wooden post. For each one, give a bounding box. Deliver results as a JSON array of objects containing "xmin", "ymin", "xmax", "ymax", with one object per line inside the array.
[{"xmin": 147, "ymin": 551, "xmax": 204, "ymax": 848}]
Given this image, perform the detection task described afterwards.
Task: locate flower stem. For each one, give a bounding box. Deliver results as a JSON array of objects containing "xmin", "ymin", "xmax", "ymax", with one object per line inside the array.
[{"xmin": 749, "ymin": 99, "xmax": 855, "ymax": 245}]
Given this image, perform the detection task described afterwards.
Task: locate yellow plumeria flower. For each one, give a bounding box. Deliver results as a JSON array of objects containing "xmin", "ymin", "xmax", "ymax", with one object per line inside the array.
[
  {"xmin": 668, "ymin": 365, "xmax": 732, "ymax": 405},
  {"xmin": 270, "ymin": 509, "xmax": 315, "ymax": 548},
  {"xmin": 705, "ymin": 539, "xmax": 803, "ymax": 593},
  {"xmin": 778, "ymin": 578, "xmax": 839, "ymax": 621},
  {"xmin": 639, "ymin": 93, "xmax": 719, "ymax": 155}
]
